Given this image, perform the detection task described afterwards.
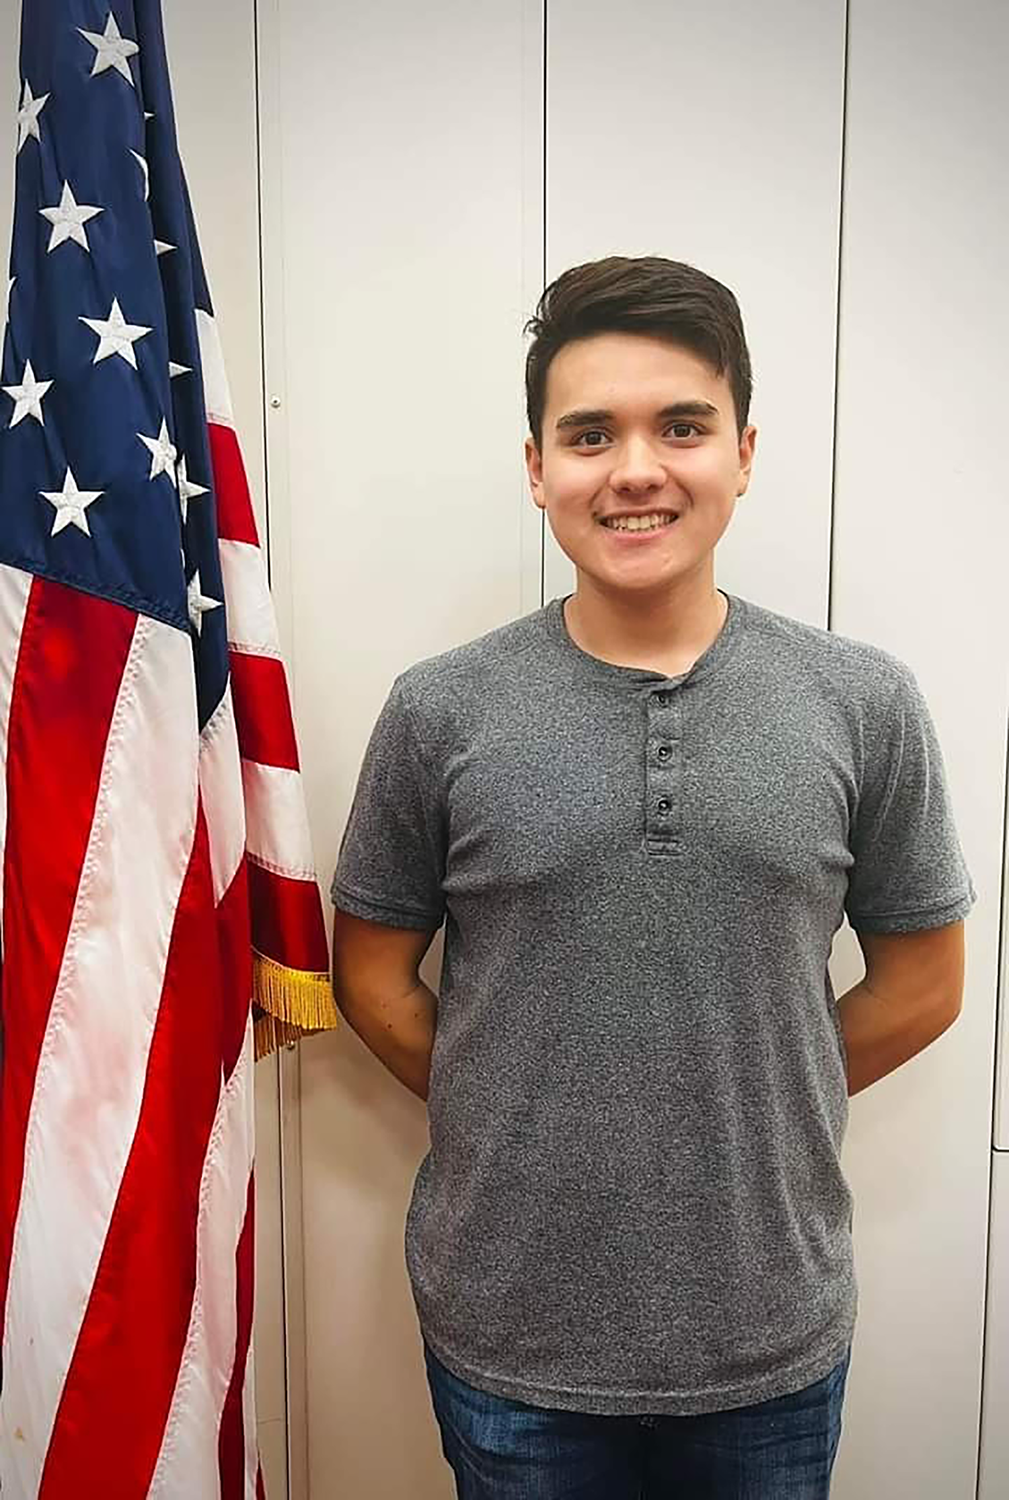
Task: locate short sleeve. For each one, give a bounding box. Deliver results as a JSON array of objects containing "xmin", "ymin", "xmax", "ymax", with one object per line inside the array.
[
  {"xmin": 330, "ymin": 674, "xmax": 447, "ymax": 931},
  {"xmin": 844, "ymin": 666, "xmax": 977, "ymax": 934}
]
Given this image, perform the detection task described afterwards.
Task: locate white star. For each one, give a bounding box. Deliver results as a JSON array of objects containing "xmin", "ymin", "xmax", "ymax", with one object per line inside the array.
[
  {"xmin": 168, "ymin": 360, "xmax": 191, "ymax": 379},
  {"xmin": 3, "ymin": 359, "xmax": 53, "ymax": 427},
  {"xmin": 4, "ymin": 277, "xmax": 13, "ymax": 320},
  {"xmin": 40, "ymin": 181, "xmax": 104, "ymax": 253},
  {"xmin": 176, "ymin": 455, "xmax": 208, "ymax": 523},
  {"xmin": 17, "ymin": 81, "xmax": 49, "ymax": 153},
  {"xmin": 154, "ymin": 239, "xmax": 176, "ymax": 257},
  {"xmin": 77, "ymin": 13, "xmax": 139, "ymax": 84},
  {"xmin": 138, "ymin": 418, "xmax": 178, "ymax": 483},
  {"xmin": 187, "ymin": 570, "xmax": 222, "ymax": 634},
  {"xmin": 80, "ymin": 296, "xmax": 152, "ymax": 368},
  {"xmin": 40, "ymin": 468, "xmax": 104, "ymax": 537},
  {"xmin": 129, "ymin": 149, "xmax": 149, "ymax": 202}
]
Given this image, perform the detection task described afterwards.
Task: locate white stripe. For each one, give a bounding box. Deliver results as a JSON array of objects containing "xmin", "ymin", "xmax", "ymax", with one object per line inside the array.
[
  {"xmin": 0, "ymin": 616, "xmax": 198, "ymax": 1497},
  {"xmin": 0, "ymin": 564, "xmax": 33, "ymax": 953},
  {"xmin": 149, "ymin": 1014, "xmax": 256, "ymax": 1500},
  {"xmin": 200, "ymin": 684, "xmax": 246, "ymax": 902},
  {"xmin": 196, "ymin": 307, "xmax": 235, "ymax": 428},
  {"xmin": 242, "ymin": 759, "xmax": 316, "ymax": 881},
  {"xmin": 220, "ymin": 539, "xmax": 281, "ymax": 658}
]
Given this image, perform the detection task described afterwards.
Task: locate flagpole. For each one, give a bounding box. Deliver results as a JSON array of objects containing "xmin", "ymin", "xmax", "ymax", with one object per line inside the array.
[{"xmin": 278, "ymin": 1042, "xmax": 310, "ymax": 1498}]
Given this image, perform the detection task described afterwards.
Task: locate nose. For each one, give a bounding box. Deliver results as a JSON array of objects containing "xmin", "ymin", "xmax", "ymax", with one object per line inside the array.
[{"xmin": 608, "ymin": 435, "xmax": 668, "ymax": 492}]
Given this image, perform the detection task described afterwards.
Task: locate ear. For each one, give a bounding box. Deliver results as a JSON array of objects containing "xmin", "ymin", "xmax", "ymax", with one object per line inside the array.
[
  {"xmin": 525, "ymin": 436, "xmax": 546, "ymax": 510},
  {"xmin": 737, "ymin": 424, "xmax": 757, "ymax": 492}
]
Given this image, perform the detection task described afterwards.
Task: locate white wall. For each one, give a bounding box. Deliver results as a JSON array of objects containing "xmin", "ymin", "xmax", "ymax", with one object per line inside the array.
[
  {"xmin": 825, "ymin": 5, "xmax": 1005, "ymax": 1492},
  {"xmin": 258, "ymin": 0, "xmax": 1006, "ymax": 1496},
  {"xmin": 256, "ymin": 0, "xmax": 544, "ymax": 1489}
]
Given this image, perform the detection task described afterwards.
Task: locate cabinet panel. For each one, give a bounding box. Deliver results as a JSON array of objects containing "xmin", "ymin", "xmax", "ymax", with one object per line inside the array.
[
  {"xmin": 828, "ymin": 1, "xmax": 1007, "ymax": 1495},
  {"xmin": 263, "ymin": 2, "xmax": 543, "ymax": 1495},
  {"xmin": 545, "ymin": 0, "xmax": 845, "ymax": 628}
]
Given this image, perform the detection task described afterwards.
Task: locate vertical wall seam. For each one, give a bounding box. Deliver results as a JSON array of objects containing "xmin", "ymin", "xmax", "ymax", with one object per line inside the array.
[
  {"xmin": 252, "ymin": 0, "xmax": 272, "ymax": 588},
  {"xmin": 826, "ymin": 0, "xmax": 850, "ymax": 640},
  {"xmin": 976, "ymin": 651, "xmax": 1009, "ymax": 1498}
]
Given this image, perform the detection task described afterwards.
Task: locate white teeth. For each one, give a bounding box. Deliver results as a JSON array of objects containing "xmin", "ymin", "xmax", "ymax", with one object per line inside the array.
[{"xmin": 602, "ymin": 513, "xmax": 676, "ymax": 532}]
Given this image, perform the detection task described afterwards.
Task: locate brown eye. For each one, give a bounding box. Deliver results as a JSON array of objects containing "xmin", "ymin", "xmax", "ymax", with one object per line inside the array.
[{"xmin": 572, "ymin": 422, "xmax": 701, "ymax": 447}]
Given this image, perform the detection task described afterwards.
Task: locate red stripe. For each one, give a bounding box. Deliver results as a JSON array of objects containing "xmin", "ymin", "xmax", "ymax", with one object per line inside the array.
[
  {"xmin": 230, "ymin": 651, "xmax": 300, "ymax": 770},
  {"xmin": 217, "ymin": 1170, "xmax": 256, "ymax": 1498},
  {"xmin": 0, "ymin": 581, "xmax": 137, "ymax": 1328},
  {"xmin": 248, "ymin": 859, "xmax": 329, "ymax": 974},
  {"xmin": 218, "ymin": 855, "xmax": 253, "ymax": 1082},
  {"xmin": 208, "ymin": 422, "xmax": 261, "ymax": 546},
  {"xmin": 40, "ymin": 800, "xmax": 225, "ymax": 1497}
]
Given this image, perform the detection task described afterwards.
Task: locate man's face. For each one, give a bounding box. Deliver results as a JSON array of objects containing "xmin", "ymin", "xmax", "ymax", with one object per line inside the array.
[{"xmin": 525, "ymin": 332, "xmax": 757, "ymax": 598}]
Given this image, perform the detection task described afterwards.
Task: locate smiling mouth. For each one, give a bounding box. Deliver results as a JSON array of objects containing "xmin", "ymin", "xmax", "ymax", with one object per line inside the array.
[{"xmin": 598, "ymin": 514, "xmax": 679, "ymax": 534}]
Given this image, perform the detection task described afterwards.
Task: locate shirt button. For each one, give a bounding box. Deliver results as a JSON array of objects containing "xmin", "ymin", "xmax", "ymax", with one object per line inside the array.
[
  {"xmin": 657, "ymin": 745, "xmax": 671, "ymax": 760},
  {"xmin": 656, "ymin": 691, "xmax": 671, "ymax": 704},
  {"xmin": 657, "ymin": 798, "xmax": 671, "ymax": 813}
]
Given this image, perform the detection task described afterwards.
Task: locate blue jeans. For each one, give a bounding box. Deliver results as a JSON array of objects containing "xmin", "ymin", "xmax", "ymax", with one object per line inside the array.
[{"xmin": 423, "ymin": 1341, "xmax": 851, "ymax": 1499}]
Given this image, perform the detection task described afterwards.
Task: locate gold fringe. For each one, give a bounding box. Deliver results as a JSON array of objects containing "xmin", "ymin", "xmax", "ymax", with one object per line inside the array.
[{"xmin": 252, "ymin": 949, "xmax": 340, "ymax": 1061}]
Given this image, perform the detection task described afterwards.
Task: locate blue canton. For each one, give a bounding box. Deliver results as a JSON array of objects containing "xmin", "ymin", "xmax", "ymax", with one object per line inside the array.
[{"xmin": 1, "ymin": 1, "xmax": 229, "ymax": 732}]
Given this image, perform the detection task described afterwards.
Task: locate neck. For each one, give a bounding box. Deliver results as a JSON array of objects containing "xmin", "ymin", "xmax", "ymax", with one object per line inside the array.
[{"xmin": 564, "ymin": 573, "xmax": 727, "ymax": 675}]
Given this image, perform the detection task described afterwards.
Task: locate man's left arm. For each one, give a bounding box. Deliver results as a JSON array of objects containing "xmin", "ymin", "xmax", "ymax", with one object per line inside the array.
[{"xmin": 838, "ymin": 921, "xmax": 966, "ymax": 1096}]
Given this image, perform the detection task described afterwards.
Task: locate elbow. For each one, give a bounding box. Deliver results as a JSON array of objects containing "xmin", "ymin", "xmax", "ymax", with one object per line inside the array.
[
  {"xmin": 331, "ymin": 966, "xmax": 388, "ymax": 1030},
  {"xmin": 331, "ymin": 966, "xmax": 362, "ymax": 1022},
  {"xmin": 927, "ymin": 989, "xmax": 963, "ymax": 1044},
  {"xmin": 942, "ymin": 992, "xmax": 964, "ymax": 1030}
]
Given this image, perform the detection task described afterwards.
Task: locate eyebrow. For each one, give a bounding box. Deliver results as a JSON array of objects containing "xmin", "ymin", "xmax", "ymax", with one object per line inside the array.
[{"xmin": 555, "ymin": 400, "xmax": 720, "ymax": 432}]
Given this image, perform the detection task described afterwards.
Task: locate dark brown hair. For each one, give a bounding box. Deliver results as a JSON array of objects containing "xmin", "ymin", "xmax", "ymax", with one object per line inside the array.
[{"xmin": 523, "ymin": 255, "xmax": 752, "ymax": 452}]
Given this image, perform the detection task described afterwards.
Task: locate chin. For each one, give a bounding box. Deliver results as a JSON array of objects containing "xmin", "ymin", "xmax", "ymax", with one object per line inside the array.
[{"xmin": 576, "ymin": 563, "xmax": 691, "ymax": 596}]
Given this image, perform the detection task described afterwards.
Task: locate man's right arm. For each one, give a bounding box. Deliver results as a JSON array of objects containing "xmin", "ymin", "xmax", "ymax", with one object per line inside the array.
[{"xmin": 331, "ymin": 907, "xmax": 440, "ymax": 1102}]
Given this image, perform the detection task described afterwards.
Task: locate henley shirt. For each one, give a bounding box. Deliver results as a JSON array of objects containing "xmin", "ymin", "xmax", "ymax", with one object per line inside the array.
[{"xmin": 330, "ymin": 588, "xmax": 977, "ymax": 1417}]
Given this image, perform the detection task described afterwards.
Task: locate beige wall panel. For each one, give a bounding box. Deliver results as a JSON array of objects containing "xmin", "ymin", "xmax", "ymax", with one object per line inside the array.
[
  {"xmin": 829, "ymin": 2, "xmax": 1007, "ymax": 1495},
  {"xmin": 261, "ymin": 1, "xmax": 543, "ymax": 1494},
  {"xmin": 544, "ymin": 1, "xmax": 845, "ymax": 626}
]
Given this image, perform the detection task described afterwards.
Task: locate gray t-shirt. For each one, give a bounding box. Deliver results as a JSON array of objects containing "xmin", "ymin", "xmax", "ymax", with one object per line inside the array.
[{"xmin": 330, "ymin": 589, "xmax": 977, "ymax": 1416}]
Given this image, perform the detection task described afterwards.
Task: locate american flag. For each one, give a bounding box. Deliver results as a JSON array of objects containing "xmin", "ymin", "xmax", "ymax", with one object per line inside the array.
[{"xmin": 0, "ymin": 2, "xmax": 338, "ymax": 1493}]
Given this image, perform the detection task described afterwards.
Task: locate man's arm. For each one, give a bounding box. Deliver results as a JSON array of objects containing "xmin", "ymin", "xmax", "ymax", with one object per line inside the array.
[
  {"xmin": 838, "ymin": 920, "xmax": 966, "ymax": 1096},
  {"xmin": 331, "ymin": 908, "xmax": 440, "ymax": 1101}
]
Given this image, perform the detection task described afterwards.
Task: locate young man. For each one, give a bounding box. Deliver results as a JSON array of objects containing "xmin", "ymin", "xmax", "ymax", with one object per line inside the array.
[{"xmin": 329, "ymin": 256, "xmax": 976, "ymax": 1498}]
